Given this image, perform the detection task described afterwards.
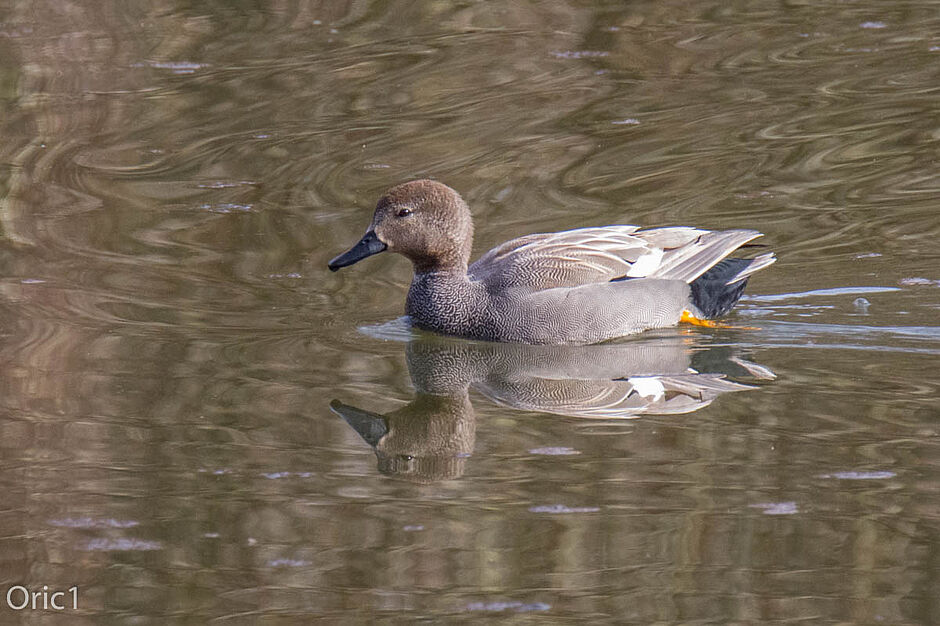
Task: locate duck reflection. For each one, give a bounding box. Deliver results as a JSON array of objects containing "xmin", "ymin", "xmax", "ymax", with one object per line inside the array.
[{"xmin": 331, "ymin": 333, "xmax": 773, "ymax": 482}]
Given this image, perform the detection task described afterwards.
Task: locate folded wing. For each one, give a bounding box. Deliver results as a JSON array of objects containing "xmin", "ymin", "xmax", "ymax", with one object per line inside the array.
[{"xmin": 469, "ymin": 225, "xmax": 765, "ymax": 290}]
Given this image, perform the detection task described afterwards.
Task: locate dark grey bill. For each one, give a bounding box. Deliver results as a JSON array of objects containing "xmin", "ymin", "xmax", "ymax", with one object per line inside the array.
[
  {"xmin": 329, "ymin": 399, "xmax": 388, "ymax": 448},
  {"xmin": 328, "ymin": 231, "xmax": 387, "ymax": 271}
]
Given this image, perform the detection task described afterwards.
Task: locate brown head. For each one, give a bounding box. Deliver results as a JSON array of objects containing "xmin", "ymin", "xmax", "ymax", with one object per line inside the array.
[{"xmin": 328, "ymin": 180, "xmax": 474, "ymax": 274}]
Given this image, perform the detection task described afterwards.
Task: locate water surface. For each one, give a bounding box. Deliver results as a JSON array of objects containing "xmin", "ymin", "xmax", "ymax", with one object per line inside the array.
[{"xmin": 0, "ymin": 0, "xmax": 938, "ymax": 622}]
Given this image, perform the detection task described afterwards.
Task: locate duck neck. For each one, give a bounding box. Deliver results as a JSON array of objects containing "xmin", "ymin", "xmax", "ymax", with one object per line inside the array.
[
  {"xmin": 411, "ymin": 256, "xmax": 468, "ymax": 276},
  {"xmin": 410, "ymin": 216, "xmax": 473, "ymax": 275}
]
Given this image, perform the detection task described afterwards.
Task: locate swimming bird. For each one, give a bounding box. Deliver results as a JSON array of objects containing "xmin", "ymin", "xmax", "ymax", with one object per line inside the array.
[{"xmin": 328, "ymin": 180, "xmax": 775, "ymax": 344}]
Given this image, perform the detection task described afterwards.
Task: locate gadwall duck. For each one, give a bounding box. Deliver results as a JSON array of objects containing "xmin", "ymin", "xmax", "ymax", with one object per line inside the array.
[{"xmin": 328, "ymin": 180, "xmax": 775, "ymax": 344}]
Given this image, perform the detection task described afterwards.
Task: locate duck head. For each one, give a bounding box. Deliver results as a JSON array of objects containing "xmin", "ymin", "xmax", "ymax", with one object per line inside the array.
[{"xmin": 328, "ymin": 180, "xmax": 474, "ymax": 274}]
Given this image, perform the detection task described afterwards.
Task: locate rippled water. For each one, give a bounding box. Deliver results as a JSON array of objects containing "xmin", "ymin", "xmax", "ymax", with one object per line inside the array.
[{"xmin": 1, "ymin": 0, "xmax": 938, "ymax": 622}]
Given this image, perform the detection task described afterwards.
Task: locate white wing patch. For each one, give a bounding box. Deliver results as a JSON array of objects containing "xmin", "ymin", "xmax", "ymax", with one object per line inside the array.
[
  {"xmin": 627, "ymin": 376, "xmax": 666, "ymax": 400},
  {"xmin": 625, "ymin": 248, "xmax": 664, "ymax": 277}
]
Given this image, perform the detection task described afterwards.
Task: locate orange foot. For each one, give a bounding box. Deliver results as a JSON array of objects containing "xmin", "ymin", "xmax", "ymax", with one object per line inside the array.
[{"xmin": 680, "ymin": 311, "xmax": 757, "ymax": 330}]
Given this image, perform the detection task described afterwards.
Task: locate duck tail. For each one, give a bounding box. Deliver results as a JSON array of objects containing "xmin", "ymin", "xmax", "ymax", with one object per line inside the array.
[{"xmin": 688, "ymin": 252, "xmax": 776, "ymax": 318}]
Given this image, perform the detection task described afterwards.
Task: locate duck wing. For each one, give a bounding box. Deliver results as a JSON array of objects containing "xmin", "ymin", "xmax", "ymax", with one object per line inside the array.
[
  {"xmin": 469, "ymin": 225, "xmax": 764, "ymax": 290},
  {"xmin": 475, "ymin": 373, "xmax": 753, "ymax": 418}
]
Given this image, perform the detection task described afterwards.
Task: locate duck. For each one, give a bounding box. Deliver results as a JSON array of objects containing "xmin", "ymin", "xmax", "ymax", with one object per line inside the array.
[{"xmin": 328, "ymin": 180, "xmax": 775, "ymax": 344}]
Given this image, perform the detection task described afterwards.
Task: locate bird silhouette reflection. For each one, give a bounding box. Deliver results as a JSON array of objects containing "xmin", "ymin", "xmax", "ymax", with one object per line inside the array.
[{"xmin": 332, "ymin": 333, "xmax": 773, "ymax": 482}]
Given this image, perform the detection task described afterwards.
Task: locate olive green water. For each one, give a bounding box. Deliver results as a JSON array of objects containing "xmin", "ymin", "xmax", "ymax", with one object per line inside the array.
[{"xmin": 1, "ymin": 1, "xmax": 939, "ymax": 623}]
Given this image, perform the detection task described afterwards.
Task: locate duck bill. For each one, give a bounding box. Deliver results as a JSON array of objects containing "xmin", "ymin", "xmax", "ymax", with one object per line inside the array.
[
  {"xmin": 329, "ymin": 399, "xmax": 388, "ymax": 448},
  {"xmin": 328, "ymin": 230, "xmax": 387, "ymax": 271}
]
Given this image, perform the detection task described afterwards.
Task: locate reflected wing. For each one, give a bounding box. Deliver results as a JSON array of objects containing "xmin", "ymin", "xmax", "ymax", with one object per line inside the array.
[{"xmin": 475, "ymin": 374, "xmax": 753, "ymax": 419}]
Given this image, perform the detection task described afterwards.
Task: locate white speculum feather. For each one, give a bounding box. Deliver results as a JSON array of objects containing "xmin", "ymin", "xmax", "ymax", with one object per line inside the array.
[
  {"xmin": 627, "ymin": 376, "xmax": 666, "ymax": 399},
  {"xmin": 625, "ymin": 247, "xmax": 665, "ymax": 277}
]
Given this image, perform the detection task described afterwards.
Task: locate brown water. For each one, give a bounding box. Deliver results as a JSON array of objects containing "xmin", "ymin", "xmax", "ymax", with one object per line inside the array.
[{"xmin": 1, "ymin": 0, "xmax": 939, "ymax": 623}]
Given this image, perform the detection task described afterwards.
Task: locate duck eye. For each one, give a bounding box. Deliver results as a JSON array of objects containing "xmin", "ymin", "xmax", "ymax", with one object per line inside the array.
[{"xmin": 396, "ymin": 208, "xmax": 413, "ymax": 218}]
